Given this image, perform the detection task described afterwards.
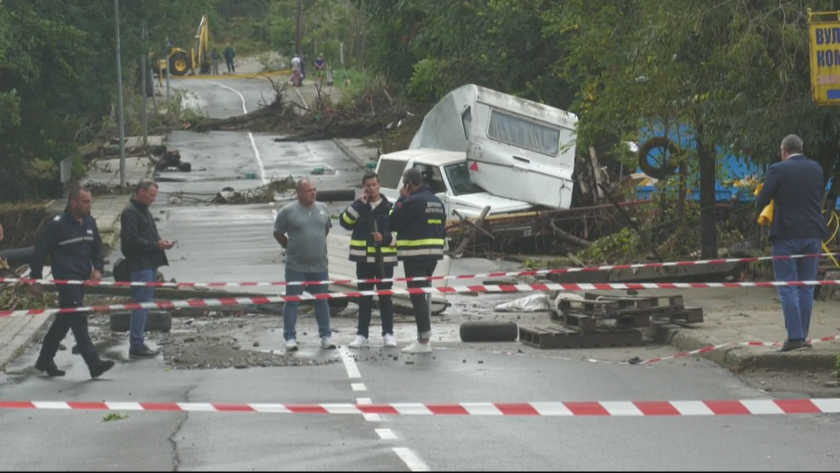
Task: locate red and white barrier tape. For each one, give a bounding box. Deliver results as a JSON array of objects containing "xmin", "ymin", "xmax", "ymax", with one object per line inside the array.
[
  {"xmin": 1, "ymin": 398, "xmax": 838, "ymax": 417},
  {"xmin": 2, "ymin": 280, "xmax": 839, "ymax": 318},
  {"xmin": 3, "ymin": 252, "xmax": 838, "ymax": 289}
]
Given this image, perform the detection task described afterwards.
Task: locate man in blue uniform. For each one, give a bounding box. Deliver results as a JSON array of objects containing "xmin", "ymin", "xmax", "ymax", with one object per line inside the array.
[
  {"xmin": 389, "ymin": 168, "xmax": 447, "ymax": 354},
  {"xmin": 339, "ymin": 171, "xmax": 398, "ymax": 349},
  {"xmin": 29, "ymin": 187, "xmax": 116, "ymax": 379}
]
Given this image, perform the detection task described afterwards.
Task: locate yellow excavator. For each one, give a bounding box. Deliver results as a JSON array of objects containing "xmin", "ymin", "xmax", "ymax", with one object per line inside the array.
[{"xmin": 153, "ymin": 15, "xmax": 210, "ymax": 76}]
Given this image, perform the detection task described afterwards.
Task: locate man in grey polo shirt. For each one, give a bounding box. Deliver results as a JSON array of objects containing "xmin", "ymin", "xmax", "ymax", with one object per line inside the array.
[{"xmin": 273, "ymin": 178, "xmax": 336, "ymax": 351}]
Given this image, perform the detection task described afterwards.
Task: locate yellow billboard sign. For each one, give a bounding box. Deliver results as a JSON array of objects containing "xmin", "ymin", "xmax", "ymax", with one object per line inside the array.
[{"xmin": 809, "ymin": 11, "xmax": 840, "ymax": 105}]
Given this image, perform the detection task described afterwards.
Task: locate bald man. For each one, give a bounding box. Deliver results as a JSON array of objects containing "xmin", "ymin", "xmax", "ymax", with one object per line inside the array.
[{"xmin": 273, "ymin": 179, "xmax": 336, "ymax": 351}]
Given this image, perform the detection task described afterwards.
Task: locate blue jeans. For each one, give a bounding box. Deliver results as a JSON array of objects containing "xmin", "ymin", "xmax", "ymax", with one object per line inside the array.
[
  {"xmin": 772, "ymin": 238, "xmax": 822, "ymax": 341},
  {"xmin": 130, "ymin": 269, "xmax": 156, "ymax": 349},
  {"xmin": 283, "ymin": 269, "xmax": 331, "ymax": 341}
]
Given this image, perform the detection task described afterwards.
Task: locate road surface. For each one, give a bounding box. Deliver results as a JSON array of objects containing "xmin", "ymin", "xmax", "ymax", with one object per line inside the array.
[{"xmin": 1, "ymin": 75, "xmax": 838, "ymax": 471}]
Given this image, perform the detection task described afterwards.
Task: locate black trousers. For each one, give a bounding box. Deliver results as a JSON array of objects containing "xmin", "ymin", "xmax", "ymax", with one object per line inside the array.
[
  {"xmin": 38, "ymin": 286, "xmax": 98, "ymax": 365},
  {"xmin": 402, "ymin": 258, "xmax": 437, "ymax": 340},
  {"xmin": 355, "ymin": 263, "xmax": 394, "ymax": 338}
]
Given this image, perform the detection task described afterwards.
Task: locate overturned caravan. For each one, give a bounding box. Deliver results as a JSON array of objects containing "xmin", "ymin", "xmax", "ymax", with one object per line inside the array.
[{"xmin": 409, "ymin": 84, "xmax": 578, "ymax": 210}]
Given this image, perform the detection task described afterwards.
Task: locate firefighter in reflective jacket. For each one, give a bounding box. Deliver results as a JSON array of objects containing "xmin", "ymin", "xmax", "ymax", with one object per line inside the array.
[
  {"xmin": 339, "ymin": 172, "xmax": 398, "ymax": 349},
  {"xmin": 389, "ymin": 168, "xmax": 446, "ymax": 354}
]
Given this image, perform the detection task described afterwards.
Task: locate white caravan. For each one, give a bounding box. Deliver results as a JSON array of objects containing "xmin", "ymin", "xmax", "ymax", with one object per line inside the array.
[{"xmin": 409, "ymin": 84, "xmax": 578, "ymax": 209}]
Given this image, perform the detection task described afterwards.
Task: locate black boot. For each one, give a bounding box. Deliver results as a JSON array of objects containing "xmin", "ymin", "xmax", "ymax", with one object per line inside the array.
[
  {"xmin": 35, "ymin": 358, "xmax": 66, "ymax": 377},
  {"xmin": 88, "ymin": 359, "xmax": 115, "ymax": 379}
]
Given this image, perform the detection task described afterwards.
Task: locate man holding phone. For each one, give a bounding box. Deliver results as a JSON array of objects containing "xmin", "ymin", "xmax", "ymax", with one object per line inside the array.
[
  {"xmin": 120, "ymin": 179, "xmax": 174, "ymax": 360},
  {"xmin": 339, "ymin": 171, "xmax": 398, "ymax": 349}
]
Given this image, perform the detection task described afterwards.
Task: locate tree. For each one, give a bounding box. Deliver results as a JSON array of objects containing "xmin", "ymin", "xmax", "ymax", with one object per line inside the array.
[{"xmin": 0, "ymin": 0, "xmax": 211, "ymax": 202}]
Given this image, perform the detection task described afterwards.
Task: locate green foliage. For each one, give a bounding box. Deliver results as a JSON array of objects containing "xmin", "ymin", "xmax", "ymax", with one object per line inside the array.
[
  {"xmin": 0, "ymin": 0, "xmax": 211, "ymax": 202},
  {"xmin": 333, "ymin": 66, "xmax": 382, "ymax": 104}
]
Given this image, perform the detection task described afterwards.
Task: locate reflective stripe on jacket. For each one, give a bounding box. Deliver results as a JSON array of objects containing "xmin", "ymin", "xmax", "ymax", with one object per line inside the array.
[
  {"xmin": 338, "ymin": 195, "xmax": 397, "ymax": 266},
  {"xmin": 389, "ymin": 185, "xmax": 446, "ymax": 261}
]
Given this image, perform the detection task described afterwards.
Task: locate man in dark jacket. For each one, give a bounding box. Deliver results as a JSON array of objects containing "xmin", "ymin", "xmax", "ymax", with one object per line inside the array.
[
  {"xmin": 120, "ymin": 179, "xmax": 173, "ymax": 359},
  {"xmin": 339, "ymin": 171, "xmax": 398, "ymax": 349},
  {"xmin": 756, "ymin": 134, "xmax": 828, "ymax": 352},
  {"xmin": 224, "ymin": 42, "xmax": 236, "ymax": 73},
  {"xmin": 389, "ymin": 168, "xmax": 447, "ymax": 354},
  {"xmin": 30, "ymin": 187, "xmax": 116, "ymax": 379}
]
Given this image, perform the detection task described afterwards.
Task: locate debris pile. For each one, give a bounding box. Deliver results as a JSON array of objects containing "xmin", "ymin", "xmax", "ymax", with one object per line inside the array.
[{"xmin": 155, "ymin": 149, "xmax": 192, "ymax": 172}]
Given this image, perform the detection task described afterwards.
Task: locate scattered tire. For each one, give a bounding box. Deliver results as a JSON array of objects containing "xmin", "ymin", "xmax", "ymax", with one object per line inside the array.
[
  {"xmin": 459, "ymin": 321, "xmax": 518, "ymax": 343},
  {"xmin": 637, "ymin": 136, "xmax": 680, "ymax": 180},
  {"xmin": 109, "ymin": 310, "xmax": 172, "ymax": 333}
]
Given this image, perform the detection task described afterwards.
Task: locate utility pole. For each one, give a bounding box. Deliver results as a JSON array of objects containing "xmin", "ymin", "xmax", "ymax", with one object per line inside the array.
[
  {"xmin": 165, "ymin": 36, "xmax": 171, "ymax": 103},
  {"xmin": 295, "ymin": 0, "xmax": 303, "ymax": 55},
  {"xmin": 141, "ymin": 23, "xmax": 148, "ymax": 148},
  {"xmin": 115, "ymin": 0, "xmax": 126, "ymax": 191}
]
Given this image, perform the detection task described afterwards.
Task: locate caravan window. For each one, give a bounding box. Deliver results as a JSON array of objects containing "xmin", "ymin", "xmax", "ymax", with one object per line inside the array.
[
  {"xmin": 487, "ymin": 109, "xmax": 561, "ymax": 156},
  {"xmin": 461, "ymin": 107, "xmax": 472, "ymax": 139},
  {"xmin": 377, "ymin": 159, "xmax": 406, "ymax": 189}
]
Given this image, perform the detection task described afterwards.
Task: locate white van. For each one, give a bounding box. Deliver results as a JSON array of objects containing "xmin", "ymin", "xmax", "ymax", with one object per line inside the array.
[{"xmin": 374, "ymin": 148, "xmax": 534, "ymax": 220}]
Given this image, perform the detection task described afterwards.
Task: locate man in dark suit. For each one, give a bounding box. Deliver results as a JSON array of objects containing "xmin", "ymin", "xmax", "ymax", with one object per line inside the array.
[{"xmin": 756, "ymin": 134, "xmax": 828, "ymax": 352}]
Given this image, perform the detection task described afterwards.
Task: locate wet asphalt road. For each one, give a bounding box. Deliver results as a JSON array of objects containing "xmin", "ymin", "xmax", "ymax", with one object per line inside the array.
[{"xmin": 1, "ymin": 76, "xmax": 839, "ymax": 471}]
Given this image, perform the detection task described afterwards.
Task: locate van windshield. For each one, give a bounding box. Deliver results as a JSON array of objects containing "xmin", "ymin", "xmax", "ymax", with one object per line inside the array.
[{"xmin": 444, "ymin": 162, "xmax": 485, "ymax": 196}]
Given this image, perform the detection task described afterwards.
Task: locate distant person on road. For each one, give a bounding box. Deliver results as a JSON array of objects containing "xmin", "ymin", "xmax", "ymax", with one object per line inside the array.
[
  {"xmin": 756, "ymin": 134, "xmax": 828, "ymax": 352},
  {"xmin": 120, "ymin": 179, "xmax": 174, "ymax": 360},
  {"xmin": 291, "ymin": 54, "xmax": 302, "ymax": 86},
  {"xmin": 339, "ymin": 171, "xmax": 398, "ymax": 349},
  {"xmin": 389, "ymin": 168, "xmax": 447, "ymax": 354},
  {"xmin": 29, "ymin": 187, "xmax": 116, "ymax": 379},
  {"xmin": 273, "ymin": 178, "xmax": 336, "ymax": 352},
  {"xmin": 224, "ymin": 42, "xmax": 236, "ymax": 73},
  {"xmin": 0, "ymin": 219, "xmax": 4, "ymax": 242},
  {"xmin": 211, "ymin": 47, "xmax": 222, "ymax": 75}
]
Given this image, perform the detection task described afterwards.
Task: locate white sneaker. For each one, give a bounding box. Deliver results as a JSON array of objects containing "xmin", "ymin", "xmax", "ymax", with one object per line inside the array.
[
  {"xmin": 321, "ymin": 337, "xmax": 337, "ymax": 349},
  {"xmin": 383, "ymin": 334, "xmax": 397, "ymax": 347},
  {"xmin": 285, "ymin": 339, "xmax": 299, "ymax": 352},
  {"xmin": 401, "ymin": 341, "xmax": 432, "ymax": 354},
  {"xmin": 348, "ymin": 335, "xmax": 368, "ymax": 349}
]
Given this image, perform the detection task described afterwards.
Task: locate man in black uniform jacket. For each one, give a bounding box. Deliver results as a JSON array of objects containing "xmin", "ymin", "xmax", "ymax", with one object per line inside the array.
[
  {"xmin": 30, "ymin": 187, "xmax": 116, "ymax": 379},
  {"xmin": 389, "ymin": 168, "xmax": 447, "ymax": 354}
]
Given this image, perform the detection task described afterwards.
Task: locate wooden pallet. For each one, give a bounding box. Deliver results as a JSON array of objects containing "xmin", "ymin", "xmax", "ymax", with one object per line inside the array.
[
  {"xmin": 518, "ymin": 324, "xmax": 643, "ymax": 349},
  {"xmin": 551, "ymin": 309, "xmax": 651, "ymax": 333},
  {"xmin": 555, "ymin": 293, "xmax": 703, "ymax": 332},
  {"xmin": 582, "ymin": 293, "xmax": 685, "ymax": 313}
]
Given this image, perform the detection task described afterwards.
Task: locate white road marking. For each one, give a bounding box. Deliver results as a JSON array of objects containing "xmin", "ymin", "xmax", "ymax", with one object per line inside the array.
[
  {"xmin": 340, "ymin": 350, "xmax": 362, "ymax": 379},
  {"xmin": 376, "ymin": 428, "xmax": 397, "ymax": 440},
  {"xmin": 392, "ymin": 448, "xmax": 431, "ymax": 472},
  {"xmin": 206, "ymin": 80, "xmax": 268, "ymax": 186},
  {"xmin": 203, "ymin": 79, "xmax": 426, "ymax": 470}
]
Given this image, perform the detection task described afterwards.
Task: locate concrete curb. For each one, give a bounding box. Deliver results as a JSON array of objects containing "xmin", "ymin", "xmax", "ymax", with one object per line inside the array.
[
  {"xmin": 0, "ymin": 314, "xmax": 52, "ymax": 372},
  {"xmin": 649, "ymin": 323, "xmax": 840, "ymax": 371}
]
